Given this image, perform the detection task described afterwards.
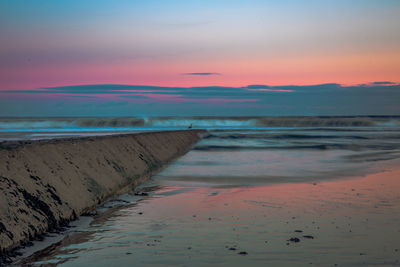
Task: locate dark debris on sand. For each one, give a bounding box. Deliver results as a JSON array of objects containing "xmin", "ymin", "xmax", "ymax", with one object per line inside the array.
[{"xmin": 134, "ymin": 192, "xmax": 149, "ymax": 196}]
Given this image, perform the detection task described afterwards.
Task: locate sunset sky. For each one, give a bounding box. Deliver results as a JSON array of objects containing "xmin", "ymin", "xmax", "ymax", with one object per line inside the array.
[{"xmin": 0, "ymin": 0, "xmax": 399, "ymax": 116}]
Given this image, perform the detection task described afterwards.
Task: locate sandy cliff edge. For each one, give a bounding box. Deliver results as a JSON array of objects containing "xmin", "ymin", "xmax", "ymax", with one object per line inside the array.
[{"xmin": 0, "ymin": 130, "xmax": 206, "ymax": 253}]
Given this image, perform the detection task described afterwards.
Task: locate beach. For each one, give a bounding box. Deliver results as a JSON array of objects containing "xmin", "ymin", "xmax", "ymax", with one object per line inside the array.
[
  {"xmin": 1, "ymin": 116, "xmax": 400, "ymax": 266},
  {"xmin": 0, "ymin": 130, "xmax": 205, "ymax": 256},
  {"xmin": 21, "ymin": 158, "xmax": 400, "ymax": 266},
  {"xmin": 2, "ymin": 0, "xmax": 400, "ymax": 265}
]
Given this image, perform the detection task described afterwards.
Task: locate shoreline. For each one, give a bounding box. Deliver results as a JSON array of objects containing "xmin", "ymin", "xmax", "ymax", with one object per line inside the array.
[
  {"xmin": 0, "ymin": 130, "xmax": 207, "ymax": 259},
  {"xmin": 15, "ymin": 157, "xmax": 400, "ymax": 265},
  {"xmin": 18, "ymin": 157, "xmax": 400, "ymax": 266}
]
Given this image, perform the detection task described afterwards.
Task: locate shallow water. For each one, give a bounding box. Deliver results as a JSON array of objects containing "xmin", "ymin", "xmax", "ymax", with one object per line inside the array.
[
  {"xmin": 5, "ymin": 116, "xmax": 400, "ymax": 266},
  {"xmin": 24, "ymin": 161, "xmax": 400, "ymax": 266}
]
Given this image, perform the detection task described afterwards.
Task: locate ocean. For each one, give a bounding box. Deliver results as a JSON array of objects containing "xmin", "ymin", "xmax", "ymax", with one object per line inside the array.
[
  {"xmin": 4, "ymin": 116, "xmax": 400, "ymax": 266},
  {"xmin": 2, "ymin": 116, "xmax": 400, "ymax": 185}
]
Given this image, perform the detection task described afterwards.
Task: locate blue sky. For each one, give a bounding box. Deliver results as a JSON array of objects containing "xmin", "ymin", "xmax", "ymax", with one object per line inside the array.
[{"xmin": 0, "ymin": 0, "xmax": 399, "ymax": 116}]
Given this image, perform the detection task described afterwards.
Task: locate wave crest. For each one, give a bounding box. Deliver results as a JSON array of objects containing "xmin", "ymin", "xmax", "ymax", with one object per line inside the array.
[{"xmin": 0, "ymin": 116, "xmax": 399, "ymax": 130}]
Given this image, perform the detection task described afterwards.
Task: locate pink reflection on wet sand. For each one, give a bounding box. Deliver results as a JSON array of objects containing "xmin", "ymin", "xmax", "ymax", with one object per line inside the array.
[
  {"xmin": 153, "ymin": 162, "xmax": 400, "ymax": 217},
  {"xmin": 27, "ymin": 159, "xmax": 400, "ymax": 266}
]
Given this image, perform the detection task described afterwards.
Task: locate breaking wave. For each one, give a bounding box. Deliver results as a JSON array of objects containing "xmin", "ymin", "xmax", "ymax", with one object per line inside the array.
[
  {"xmin": 1, "ymin": 116, "xmax": 399, "ymax": 130},
  {"xmin": 0, "ymin": 117, "xmax": 145, "ymax": 130}
]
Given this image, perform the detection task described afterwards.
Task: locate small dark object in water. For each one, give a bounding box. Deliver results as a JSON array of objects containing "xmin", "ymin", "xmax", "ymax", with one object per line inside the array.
[
  {"xmin": 82, "ymin": 208, "xmax": 97, "ymax": 216},
  {"xmin": 238, "ymin": 251, "xmax": 248, "ymax": 255},
  {"xmin": 12, "ymin": 250, "xmax": 23, "ymax": 257},
  {"xmin": 138, "ymin": 212, "xmax": 143, "ymax": 215},
  {"xmin": 229, "ymin": 247, "xmax": 237, "ymax": 251},
  {"xmin": 288, "ymin": 237, "xmax": 300, "ymax": 242},
  {"xmin": 35, "ymin": 234, "xmax": 45, "ymax": 241},
  {"xmin": 134, "ymin": 192, "xmax": 149, "ymax": 196},
  {"xmin": 111, "ymin": 199, "xmax": 130, "ymax": 203},
  {"xmin": 58, "ymin": 227, "xmax": 68, "ymax": 232},
  {"xmin": 294, "ymin": 230, "xmax": 303, "ymax": 233},
  {"xmin": 303, "ymin": 235, "xmax": 314, "ymax": 239},
  {"xmin": 188, "ymin": 124, "xmax": 193, "ymax": 129},
  {"xmin": 126, "ymin": 252, "xmax": 132, "ymax": 255},
  {"xmin": 187, "ymin": 247, "xmax": 192, "ymax": 250}
]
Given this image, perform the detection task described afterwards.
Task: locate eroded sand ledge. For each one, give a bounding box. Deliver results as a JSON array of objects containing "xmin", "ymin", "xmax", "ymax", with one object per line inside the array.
[{"xmin": 0, "ymin": 130, "xmax": 206, "ymax": 253}]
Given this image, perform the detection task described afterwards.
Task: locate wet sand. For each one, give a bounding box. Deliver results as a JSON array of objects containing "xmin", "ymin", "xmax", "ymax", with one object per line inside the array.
[
  {"xmin": 20, "ymin": 158, "xmax": 400, "ymax": 266},
  {"xmin": 0, "ymin": 130, "xmax": 206, "ymax": 255}
]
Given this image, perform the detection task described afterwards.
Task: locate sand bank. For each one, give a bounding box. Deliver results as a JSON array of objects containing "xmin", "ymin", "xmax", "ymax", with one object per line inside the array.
[{"xmin": 0, "ymin": 130, "xmax": 206, "ymax": 253}]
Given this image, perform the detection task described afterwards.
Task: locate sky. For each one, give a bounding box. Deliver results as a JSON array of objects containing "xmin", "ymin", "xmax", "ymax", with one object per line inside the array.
[{"xmin": 0, "ymin": 0, "xmax": 399, "ymax": 116}]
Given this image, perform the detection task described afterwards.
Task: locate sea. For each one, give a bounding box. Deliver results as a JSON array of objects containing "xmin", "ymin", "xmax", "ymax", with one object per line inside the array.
[{"xmin": 2, "ymin": 116, "xmax": 400, "ymax": 266}]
